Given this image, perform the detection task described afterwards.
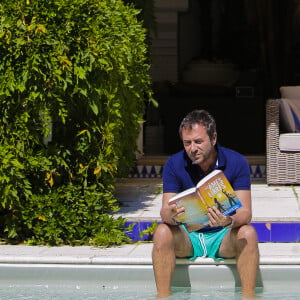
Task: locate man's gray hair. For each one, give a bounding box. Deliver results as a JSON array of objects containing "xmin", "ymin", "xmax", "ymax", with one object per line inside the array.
[{"xmin": 179, "ymin": 109, "xmax": 217, "ymax": 140}]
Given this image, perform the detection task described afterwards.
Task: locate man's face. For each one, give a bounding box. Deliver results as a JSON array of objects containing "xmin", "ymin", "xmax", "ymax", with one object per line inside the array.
[{"xmin": 182, "ymin": 123, "xmax": 216, "ymax": 165}]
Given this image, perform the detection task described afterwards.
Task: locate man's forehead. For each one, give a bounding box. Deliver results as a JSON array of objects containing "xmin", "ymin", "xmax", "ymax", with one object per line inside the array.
[{"xmin": 182, "ymin": 123, "xmax": 207, "ymax": 132}]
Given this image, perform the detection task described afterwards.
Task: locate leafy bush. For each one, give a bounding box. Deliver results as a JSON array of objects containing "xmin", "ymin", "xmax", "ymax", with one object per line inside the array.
[{"xmin": 0, "ymin": 0, "xmax": 153, "ymax": 245}]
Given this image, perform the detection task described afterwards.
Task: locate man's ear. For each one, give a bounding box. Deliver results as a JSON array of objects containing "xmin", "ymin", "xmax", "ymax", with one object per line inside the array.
[{"xmin": 212, "ymin": 132, "xmax": 217, "ymax": 146}]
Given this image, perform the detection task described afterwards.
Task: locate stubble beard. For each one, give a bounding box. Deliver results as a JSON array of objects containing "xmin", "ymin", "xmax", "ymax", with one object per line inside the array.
[
  {"xmin": 189, "ymin": 144, "xmax": 214, "ymax": 167},
  {"xmin": 189, "ymin": 151, "xmax": 206, "ymax": 165}
]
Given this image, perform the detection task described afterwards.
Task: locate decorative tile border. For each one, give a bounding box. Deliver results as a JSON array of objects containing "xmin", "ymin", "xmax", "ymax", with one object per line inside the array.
[
  {"xmin": 128, "ymin": 164, "xmax": 266, "ymax": 180},
  {"xmin": 250, "ymin": 164, "xmax": 266, "ymax": 180},
  {"xmin": 128, "ymin": 165, "xmax": 163, "ymax": 178},
  {"xmin": 126, "ymin": 221, "xmax": 300, "ymax": 243},
  {"xmin": 253, "ymin": 223, "xmax": 300, "ymax": 243}
]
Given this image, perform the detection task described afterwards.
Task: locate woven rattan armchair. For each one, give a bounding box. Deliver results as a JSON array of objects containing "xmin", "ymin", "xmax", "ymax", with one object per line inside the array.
[{"xmin": 266, "ymin": 98, "xmax": 300, "ymax": 185}]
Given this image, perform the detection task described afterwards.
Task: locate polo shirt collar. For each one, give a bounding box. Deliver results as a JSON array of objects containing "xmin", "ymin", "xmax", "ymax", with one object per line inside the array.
[{"xmin": 215, "ymin": 143, "xmax": 226, "ymax": 170}]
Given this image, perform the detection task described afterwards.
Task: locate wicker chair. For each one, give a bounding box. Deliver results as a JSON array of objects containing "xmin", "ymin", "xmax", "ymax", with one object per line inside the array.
[{"xmin": 266, "ymin": 98, "xmax": 300, "ymax": 185}]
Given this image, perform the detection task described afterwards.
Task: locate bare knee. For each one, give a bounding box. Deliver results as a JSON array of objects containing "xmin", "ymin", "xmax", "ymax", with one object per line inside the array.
[
  {"xmin": 237, "ymin": 224, "xmax": 258, "ymax": 243},
  {"xmin": 235, "ymin": 224, "xmax": 259, "ymax": 252},
  {"xmin": 153, "ymin": 223, "xmax": 175, "ymax": 250},
  {"xmin": 153, "ymin": 223, "xmax": 192, "ymax": 258}
]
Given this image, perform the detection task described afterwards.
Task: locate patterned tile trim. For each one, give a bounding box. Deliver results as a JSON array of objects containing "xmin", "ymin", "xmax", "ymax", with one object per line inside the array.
[
  {"xmin": 129, "ymin": 164, "xmax": 266, "ymax": 179},
  {"xmin": 126, "ymin": 221, "xmax": 300, "ymax": 242}
]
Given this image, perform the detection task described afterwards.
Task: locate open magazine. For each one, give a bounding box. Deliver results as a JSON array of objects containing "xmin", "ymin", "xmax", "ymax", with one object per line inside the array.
[{"xmin": 168, "ymin": 169, "xmax": 242, "ymax": 232}]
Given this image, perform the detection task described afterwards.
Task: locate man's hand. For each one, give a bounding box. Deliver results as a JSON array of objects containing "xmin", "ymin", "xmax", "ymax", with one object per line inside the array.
[
  {"xmin": 207, "ymin": 206, "xmax": 233, "ymax": 228},
  {"xmin": 160, "ymin": 203, "xmax": 185, "ymax": 226}
]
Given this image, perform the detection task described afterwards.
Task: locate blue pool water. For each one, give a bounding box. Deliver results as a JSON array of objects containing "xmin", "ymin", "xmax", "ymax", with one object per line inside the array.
[
  {"xmin": 0, "ymin": 263, "xmax": 299, "ymax": 299},
  {"xmin": 0, "ymin": 284, "xmax": 299, "ymax": 299}
]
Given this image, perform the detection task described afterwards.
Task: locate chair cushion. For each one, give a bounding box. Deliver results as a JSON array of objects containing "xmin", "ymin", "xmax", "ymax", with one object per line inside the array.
[
  {"xmin": 279, "ymin": 133, "xmax": 300, "ymax": 151},
  {"xmin": 280, "ymin": 86, "xmax": 300, "ymax": 98},
  {"xmin": 279, "ymin": 99, "xmax": 300, "ymax": 132}
]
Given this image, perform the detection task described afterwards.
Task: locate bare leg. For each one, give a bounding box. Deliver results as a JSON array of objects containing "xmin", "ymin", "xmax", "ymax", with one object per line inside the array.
[
  {"xmin": 219, "ymin": 224, "xmax": 260, "ymax": 299},
  {"xmin": 152, "ymin": 223, "xmax": 192, "ymax": 298},
  {"xmin": 236, "ymin": 225, "xmax": 259, "ymax": 298}
]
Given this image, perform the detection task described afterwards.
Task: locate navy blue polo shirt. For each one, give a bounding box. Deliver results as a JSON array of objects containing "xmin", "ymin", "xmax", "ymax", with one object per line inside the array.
[{"xmin": 162, "ymin": 144, "xmax": 251, "ymax": 194}]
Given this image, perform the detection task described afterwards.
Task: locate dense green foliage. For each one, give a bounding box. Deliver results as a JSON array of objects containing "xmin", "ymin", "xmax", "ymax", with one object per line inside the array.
[
  {"xmin": 0, "ymin": 0, "xmax": 153, "ymax": 245},
  {"xmin": 124, "ymin": 0, "xmax": 156, "ymax": 47}
]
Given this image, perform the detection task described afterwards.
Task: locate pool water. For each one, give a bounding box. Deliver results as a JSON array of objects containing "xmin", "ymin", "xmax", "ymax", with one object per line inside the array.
[
  {"xmin": 0, "ymin": 285, "xmax": 299, "ymax": 299},
  {"xmin": 0, "ymin": 263, "xmax": 299, "ymax": 299}
]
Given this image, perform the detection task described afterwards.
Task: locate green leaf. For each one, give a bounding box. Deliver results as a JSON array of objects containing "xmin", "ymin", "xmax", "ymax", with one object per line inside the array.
[{"xmin": 89, "ymin": 102, "xmax": 99, "ymax": 115}]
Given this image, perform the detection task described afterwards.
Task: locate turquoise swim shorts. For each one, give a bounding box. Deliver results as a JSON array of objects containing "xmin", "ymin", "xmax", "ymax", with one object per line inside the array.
[{"xmin": 181, "ymin": 225, "xmax": 230, "ymax": 261}]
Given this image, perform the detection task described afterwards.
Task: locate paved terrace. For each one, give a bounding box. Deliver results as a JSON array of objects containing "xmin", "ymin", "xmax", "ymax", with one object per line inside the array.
[{"xmin": 0, "ymin": 177, "xmax": 299, "ymax": 264}]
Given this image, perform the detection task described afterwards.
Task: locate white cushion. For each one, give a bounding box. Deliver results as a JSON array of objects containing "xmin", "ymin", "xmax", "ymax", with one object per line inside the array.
[
  {"xmin": 280, "ymin": 86, "xmax": 300, "ymax": 98},
  {"xmin": 279, "ymin": 133, "xmax": 300, "ymax": 151}
]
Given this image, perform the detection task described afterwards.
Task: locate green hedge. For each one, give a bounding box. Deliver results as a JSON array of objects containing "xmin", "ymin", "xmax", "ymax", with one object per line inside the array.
[{"xmin": 0, "ymin": 0, "xmax": 153, "ymax": 246}]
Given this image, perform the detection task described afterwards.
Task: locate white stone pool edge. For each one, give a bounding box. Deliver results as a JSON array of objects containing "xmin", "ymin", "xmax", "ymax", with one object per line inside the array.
[
  {"xmin": 0, "ymin": 243, "xmax": 299, "ymax": 290},
  {"xmin": 0, "ymin": 243, "xmax": 299, "ymax": 264}
]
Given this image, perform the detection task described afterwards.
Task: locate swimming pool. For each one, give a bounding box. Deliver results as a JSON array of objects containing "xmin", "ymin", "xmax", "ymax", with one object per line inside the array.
[
  {"xmin": 0, "ymin": 243, "xmax": 299, "ymax": 299},
  {"xmin": 0, "ymin": 263, "xmax": 300, "ymax": 299}
]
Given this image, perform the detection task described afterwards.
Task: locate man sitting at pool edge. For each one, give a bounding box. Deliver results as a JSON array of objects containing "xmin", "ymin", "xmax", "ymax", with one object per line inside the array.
[{"xmin": 152, "ymin": 109, "xmax": 260, "ymax": 299}]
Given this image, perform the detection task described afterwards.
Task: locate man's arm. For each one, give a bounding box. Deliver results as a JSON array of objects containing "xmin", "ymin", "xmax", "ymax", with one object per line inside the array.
[
  {"xmin": 160, "ymin": 192, "xmax": 185, "ymax": 225},
  {"xmin": 229, "ymin": 189, "xmax": 252, "ymax": 228}
]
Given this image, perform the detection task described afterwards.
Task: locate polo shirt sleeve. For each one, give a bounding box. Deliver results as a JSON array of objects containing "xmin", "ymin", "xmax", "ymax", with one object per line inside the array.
[
  {"xmin": 229, "ymin": 155, "xmax": 251, "ymax": 191},
  {"xmin": 162, "ymin": 156, "xmax": 182, "ymax": 194}
]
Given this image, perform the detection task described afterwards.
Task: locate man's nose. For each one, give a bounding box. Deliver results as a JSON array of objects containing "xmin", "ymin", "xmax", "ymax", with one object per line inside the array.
[{"xmin": 190, "ymin": 141, "xmax": 197, "ymax": 151}]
